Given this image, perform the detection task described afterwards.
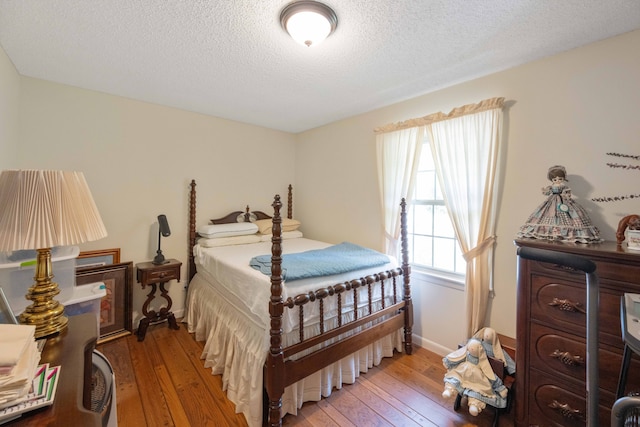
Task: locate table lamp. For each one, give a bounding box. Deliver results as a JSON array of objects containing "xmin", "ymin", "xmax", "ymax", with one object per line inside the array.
[
  {"xmin": 0, "ymin": 170, "xmax": 107, "ymax": 338},
  {"xmin": 153, "ymin": 214, "xmax": 171, "ymax": 265}
]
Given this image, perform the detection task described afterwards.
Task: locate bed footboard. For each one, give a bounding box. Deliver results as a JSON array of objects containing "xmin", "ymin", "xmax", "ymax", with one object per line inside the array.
[{"xmin": 265, "ymin": 197, "xmax": 412, "ymax": 427}]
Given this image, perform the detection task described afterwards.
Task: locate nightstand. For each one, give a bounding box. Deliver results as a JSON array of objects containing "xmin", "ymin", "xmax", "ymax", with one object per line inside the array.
[{"xmin": 135, "ymin": 259, "xmax": 182, "ymax": 341}]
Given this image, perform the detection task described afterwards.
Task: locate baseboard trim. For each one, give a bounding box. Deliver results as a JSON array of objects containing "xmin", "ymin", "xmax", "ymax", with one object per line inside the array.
[
  {"xmin": 412, "ymin": 334, "xmax": 454, "ymax": 356},
  {"xmin": 412, "ymin": 332, "xmax": 516, "ymax": 359}
]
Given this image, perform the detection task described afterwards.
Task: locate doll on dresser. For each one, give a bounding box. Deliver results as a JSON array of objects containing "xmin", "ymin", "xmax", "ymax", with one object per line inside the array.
[{"xmin": 516, "ymin": 165, "xmax": 602, "ymax": 243}]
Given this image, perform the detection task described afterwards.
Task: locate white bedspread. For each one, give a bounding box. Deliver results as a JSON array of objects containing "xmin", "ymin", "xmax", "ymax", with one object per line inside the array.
[
  {"xmin": 193, "ymin": 238, "xmax": 398, "ymax": 334},
  {"xmin": 186, "ymin": 238, "xmax": 405, "ymax": 427}
]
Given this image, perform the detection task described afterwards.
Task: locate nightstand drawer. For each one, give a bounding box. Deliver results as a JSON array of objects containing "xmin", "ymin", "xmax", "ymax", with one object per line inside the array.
[
  {"xmin": 136, "ymin": 260, "xmax": 182, "ymax": 286},
  {"xmin": 145, "ymin": 268, "xmax": 179, "ymax": 283}
]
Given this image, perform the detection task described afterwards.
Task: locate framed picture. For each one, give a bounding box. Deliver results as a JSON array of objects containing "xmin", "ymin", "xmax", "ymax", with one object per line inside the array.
[
  {"xmin": 75, "ymin": 262, "xmax": 132, "ymax": 343},
  {"xmin": 76, "ymin": 248, "xmax": 121, "ymax": 270},
  {"xmin": 0, "ymin": 288, "xmax": 18, "ymax": 324}
]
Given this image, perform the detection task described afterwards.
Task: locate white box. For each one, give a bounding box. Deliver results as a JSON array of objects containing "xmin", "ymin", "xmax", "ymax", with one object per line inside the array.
[
  {"xmin": 64, "ymin": 283, "xmax": 106, "ymax": 337},
  {"xmin": 628, "ymin": 230, "xmax": 640, "ymax": 251},
  {"xmin": 0, "ymin": 246, "xmax": 80, "ymax": 316}
]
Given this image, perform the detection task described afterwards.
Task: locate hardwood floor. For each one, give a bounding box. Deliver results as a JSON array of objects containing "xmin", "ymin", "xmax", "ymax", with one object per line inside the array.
[{"xmin": 97, "ymin": 321, "xmax": 514, "ymax": 427}]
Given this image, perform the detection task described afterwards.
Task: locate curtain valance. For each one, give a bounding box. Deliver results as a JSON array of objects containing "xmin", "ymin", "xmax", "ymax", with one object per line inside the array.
[{"xmin": 373, "ymin": 97, "xmax": 504, "ymax": 134}]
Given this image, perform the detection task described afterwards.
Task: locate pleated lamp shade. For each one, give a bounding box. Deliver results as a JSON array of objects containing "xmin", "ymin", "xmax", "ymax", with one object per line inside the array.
[
  {"xmin": 0, "ymin": 169, "xmax": 107, "ymax": 337},
  {"xmin": 0, "ymin": 170, "xmax": 107, "ymax": 251}
]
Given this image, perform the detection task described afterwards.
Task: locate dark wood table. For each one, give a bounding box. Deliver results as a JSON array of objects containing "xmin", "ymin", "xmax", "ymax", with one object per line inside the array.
[
  {"xmin": 135, "ymin": 259, "xmax": 182, "ymax": 341},
  {"xmin": 7, "ymin": 314, "xmax": 101, "ymax": 426}
]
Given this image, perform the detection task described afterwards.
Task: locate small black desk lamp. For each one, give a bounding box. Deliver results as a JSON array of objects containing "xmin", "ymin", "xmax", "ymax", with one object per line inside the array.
[{"xmin": 153, "ymin": 214, "xmax": 171, "ymax": 264}]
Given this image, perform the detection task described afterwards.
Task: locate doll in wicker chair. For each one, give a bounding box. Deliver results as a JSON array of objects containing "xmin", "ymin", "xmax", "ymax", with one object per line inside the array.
[{"xmin": 442, "ymin": 338, "xmax": 508, "ymax": 416}]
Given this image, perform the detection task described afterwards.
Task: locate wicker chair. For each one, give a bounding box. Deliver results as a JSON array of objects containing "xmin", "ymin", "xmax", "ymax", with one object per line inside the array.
[{"xmin": 452, "ymin": 355, "xmax": 515, "ymax": 427}]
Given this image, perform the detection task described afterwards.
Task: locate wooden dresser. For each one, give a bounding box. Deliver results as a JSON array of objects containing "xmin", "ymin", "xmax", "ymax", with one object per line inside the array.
[{"xmin": 515, "ymin": 238, "xmax": 640, "ymax": 427}]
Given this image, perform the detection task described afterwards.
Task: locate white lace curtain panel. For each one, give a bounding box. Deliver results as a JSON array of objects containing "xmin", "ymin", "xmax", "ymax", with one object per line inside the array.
[{"xmin": 375, "ymin": 97, "xmax": 505, "ymax": 337}]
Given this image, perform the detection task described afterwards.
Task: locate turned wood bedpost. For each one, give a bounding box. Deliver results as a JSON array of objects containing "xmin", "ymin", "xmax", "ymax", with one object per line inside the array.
[
  {"xmin": 287, "ymin": 184, "xmax": 293, "ymax": 219},
  {"xmin": 188, "ymin": 180, "xmax": 197, "ymax": 284},
  {"xmin": 400, "ymin": 198, "xmax": 413, "ymax": 354},
  {"xmin": 266, "ymin": 195, "xmax": 285, "ymax": 427}
]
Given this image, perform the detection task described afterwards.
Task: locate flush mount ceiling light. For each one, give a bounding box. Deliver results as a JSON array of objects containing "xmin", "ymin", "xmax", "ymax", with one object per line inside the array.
[{"xmin": 280, "ymin": 1, "xmax": 338, "ymax": 47}]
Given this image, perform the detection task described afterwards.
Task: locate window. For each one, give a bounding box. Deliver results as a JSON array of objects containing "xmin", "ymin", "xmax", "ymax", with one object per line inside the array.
[{"xmin": 407, "ymin": 142, "xmax": 465, "ymax": 276}]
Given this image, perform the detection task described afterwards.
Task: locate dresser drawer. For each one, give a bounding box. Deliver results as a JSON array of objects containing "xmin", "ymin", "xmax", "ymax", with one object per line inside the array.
[
  {"xmin": 529, "ymin": 323, "xmax": 624, "ymax": 393},
  {"xmin": 528, "ymin": 368, "xmax": 612, "ymax": 427},
  {"xmin": 528, "ymin": 253, "xmax": 640, "ymax": 285},
  {"xmin": 593, "ymin": 259, "xmax": 640, "ymax": 284},
  {"xmin": 530, "ymin": 274, "xmax": 624, "ymax": 347}
]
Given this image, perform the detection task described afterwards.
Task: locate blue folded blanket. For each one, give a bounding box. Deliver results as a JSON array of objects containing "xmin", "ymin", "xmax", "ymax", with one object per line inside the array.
[{"xmin": 249, "ymin": 242, "xmax": 390, "ymax": 281}]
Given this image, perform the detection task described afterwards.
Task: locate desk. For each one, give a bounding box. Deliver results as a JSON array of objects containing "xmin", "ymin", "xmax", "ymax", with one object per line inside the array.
[{"xmin": 8, "ymin": 314, "xmax": 101, "ymax": 426}]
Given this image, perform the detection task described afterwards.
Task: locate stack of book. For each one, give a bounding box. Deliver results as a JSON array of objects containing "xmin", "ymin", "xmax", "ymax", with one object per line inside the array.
[{"xmin": 0, "ymin": 324, "xmax": 60, "ymax": 424}]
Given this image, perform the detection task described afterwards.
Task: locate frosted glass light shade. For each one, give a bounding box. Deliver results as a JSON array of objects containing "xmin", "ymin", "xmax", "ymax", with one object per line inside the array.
[
  {"xmin": 280, "ymin": 1, "xmax": 337, "ymax": 47},
  {"xmin": 0, "ymin": 170, "xmax": 108, "ymax": 251}
]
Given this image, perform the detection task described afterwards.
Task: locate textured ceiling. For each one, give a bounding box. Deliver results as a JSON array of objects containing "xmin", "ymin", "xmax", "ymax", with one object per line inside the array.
[{"xmin": 1, "ymin": 1, "xmax": 639, "ymax": 133}]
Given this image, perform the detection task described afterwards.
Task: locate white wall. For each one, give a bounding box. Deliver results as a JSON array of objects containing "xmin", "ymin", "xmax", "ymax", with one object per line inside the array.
[
  {"xmin": 295, "ymin": 29, "xmax": 640, "ymax": 353},
  {"xmin": 0, "ymin": 45, "xmax": 20, "ymax": 169},
  {"xmin": 15, "ymin": 77, "xmax": 296, "ymax": 326}
]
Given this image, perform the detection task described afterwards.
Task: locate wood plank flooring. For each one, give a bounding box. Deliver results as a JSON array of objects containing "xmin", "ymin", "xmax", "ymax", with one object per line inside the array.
[{"xmin": 96, "ymin": 321, "xmax": 514, "ymax": 427}]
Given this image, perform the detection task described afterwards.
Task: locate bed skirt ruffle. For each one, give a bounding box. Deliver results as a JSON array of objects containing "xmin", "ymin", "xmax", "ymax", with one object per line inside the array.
[{"xmin": 184, "ymin": 272, "xmax": 403, "ymax": 427}]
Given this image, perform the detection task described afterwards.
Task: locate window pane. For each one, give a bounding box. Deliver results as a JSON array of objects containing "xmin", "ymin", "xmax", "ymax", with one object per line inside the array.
[
  {"xmin": 455, "ymin": 245, "xmax": 466, "ymax": 274},
  {"xmin": 419, "ymin": 146, "xmax": 434, "ymax": 169},
  {"xmin": 415, "ymin": 170, "xmax": 436, "ymax": 200},
  {"xmin": 433, "ymin": 237, "xmax": 455, "ymax": 271},
  {"xmin": 435, "ymin": 177, "xmax": 443, "ymax": 199},
  {"xmin": 413, "ymin": 204, "xmax": 433, "ymax": 235},
  {"xmin": 413, "ymin": 235, "xmax": 433, "ymax": 267},
  {"xmin": 407, "ymin": 140, "xmax": 465, "ymax": 278},
  {"xmin": 433, "ymin": 205, "xmax": 455, "ymax": 238},
  {"xmin": 407, "ymin": 205, "xmax": 414, "ymax": 234}
]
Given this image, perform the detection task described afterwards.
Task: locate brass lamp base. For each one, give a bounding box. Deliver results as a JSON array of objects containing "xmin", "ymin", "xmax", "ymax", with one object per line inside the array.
[{"xmin": 18, "ymin": 248, "xmax": 68, "ymax": 339}]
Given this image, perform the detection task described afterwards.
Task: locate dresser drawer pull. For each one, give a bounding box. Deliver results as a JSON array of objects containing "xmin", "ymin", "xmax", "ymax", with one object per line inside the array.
[
  {"xmin": 550, "ymin": 349, "xmax": 584, "ymax": 366},
  {"xmin": 552, "ymin": 263, "xmax": 579, "ymax": 273},
  {"xmin": 548, "ymin": 297, "xmax": 586, "ymax": 314},
  {"xmin": 549, "ymin": 400, "xmax": 585, "ymax": 422}
]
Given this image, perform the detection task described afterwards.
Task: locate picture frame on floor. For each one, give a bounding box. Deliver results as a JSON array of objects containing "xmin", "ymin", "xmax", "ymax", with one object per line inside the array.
[
  {"xmin": 75, "ymin": 261, "xmax": 133, "ymax": 343},
  {"xmin": 76, "ymin": 248, "xmax": 121, "ymax": 270}
]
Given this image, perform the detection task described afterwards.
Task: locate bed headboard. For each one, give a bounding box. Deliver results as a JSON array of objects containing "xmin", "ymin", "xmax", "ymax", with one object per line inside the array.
[{"xmin": 187, "ymin": 180, "xmax": 293, "ymax": 283}]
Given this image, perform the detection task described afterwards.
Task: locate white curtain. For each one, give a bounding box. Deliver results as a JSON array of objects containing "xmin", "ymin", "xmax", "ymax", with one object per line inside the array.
[
  {"xmin": 427, "ymin": 98, "xmax": 504, "ymax": 336},
  {"xmin": 375, "ymin": 126, "xmax": 424, "ymax": 257},
  {"xmin": 375, "ymin": 97, "xmax": 504, "ymax": 337}
]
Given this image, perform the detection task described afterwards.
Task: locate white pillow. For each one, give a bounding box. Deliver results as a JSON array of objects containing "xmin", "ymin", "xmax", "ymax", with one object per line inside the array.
[
  {"xmin": 259, "ymin": 230, "xmax": 303, "ymax": 241},
  {"xmin": 254, "ymin": 218, "xmax": 301, "ymax": 234},
  {"xmin": 197, "ymin": 222, "xmax": 258, "ymax": 239},
  {"xmin": 197, "ymin": 234, "xmax": 261, "ymax": 247}
]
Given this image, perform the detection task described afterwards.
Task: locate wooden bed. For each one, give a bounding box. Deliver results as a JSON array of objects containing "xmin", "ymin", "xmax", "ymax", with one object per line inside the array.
[{"xmin": 186, "ymin": 179, "xmax": 413, "ymax": 427}]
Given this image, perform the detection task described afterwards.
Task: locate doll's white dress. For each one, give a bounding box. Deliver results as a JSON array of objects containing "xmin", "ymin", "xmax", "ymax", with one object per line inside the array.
[{"xmin": 442, "ymin": 339, "xmax": 508, "ymax": 410}]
